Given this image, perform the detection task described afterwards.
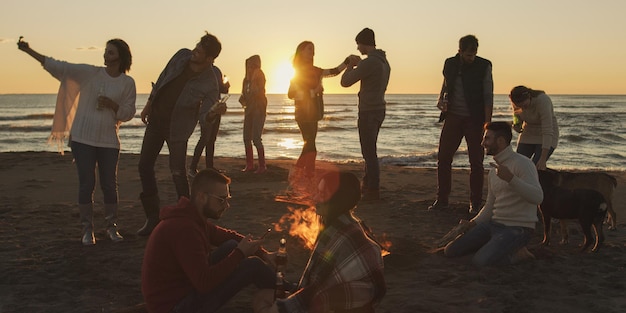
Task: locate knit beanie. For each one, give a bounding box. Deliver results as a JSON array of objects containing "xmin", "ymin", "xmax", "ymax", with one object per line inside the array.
[{"xmin": 355, "ymin": 28, "xmax": 375, "ymax": 46}]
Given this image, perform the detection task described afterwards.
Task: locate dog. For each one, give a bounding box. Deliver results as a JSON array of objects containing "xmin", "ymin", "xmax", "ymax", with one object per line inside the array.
[
  {"xmin": 554, "ymin": 170, "xmax": 617, "ymax": 229},
  {"xmin": 537, "ymin": 169, "xmax": 608, "ymax": 252},
  {"xmin": 546, "ymin": 169, "xmax": 618, "ymax": 245}
]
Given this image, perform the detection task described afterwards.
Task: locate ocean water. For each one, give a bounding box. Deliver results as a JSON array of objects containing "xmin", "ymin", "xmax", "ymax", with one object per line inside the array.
[{"xmin": 0, "ymin": 94, "xmax": 624, "ymax": 171}]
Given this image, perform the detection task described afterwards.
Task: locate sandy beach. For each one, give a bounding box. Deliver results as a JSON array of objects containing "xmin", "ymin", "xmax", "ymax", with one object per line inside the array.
[{"xmin": 1, "ymin": 152, "xmax": 625, "ymax": 313}]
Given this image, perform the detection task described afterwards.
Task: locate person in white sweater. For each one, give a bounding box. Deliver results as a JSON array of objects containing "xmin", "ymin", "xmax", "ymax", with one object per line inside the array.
[
  {"xmin": 509, "ymin": 85, "xmax": 559, "ymax": 170},
  {"xmin": 18, "ymin": 38, "xmax": 137, "ymax": 246},
  {"xmin": 444, "ymin": 121, "xmax": 543, "ymax": 267}
]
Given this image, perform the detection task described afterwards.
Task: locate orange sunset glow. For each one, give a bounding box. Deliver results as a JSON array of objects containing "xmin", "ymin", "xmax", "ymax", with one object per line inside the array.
[{"xmin": 3, "ymin": 2, "xmax": 625, "ymax": 95}]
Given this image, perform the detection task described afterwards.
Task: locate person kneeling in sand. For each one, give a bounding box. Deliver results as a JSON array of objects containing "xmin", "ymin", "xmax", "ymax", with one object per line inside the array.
[
  {"xmin": 443, "ymin": 122, "xmax": 543, "ymax": 267},
  {"xmin": 141, "ymin": 169, "xmax": 276, "ymax": 313},
  {"xmin": 254, "ymin": 171, "xmax": 386, "ymax": 313}
]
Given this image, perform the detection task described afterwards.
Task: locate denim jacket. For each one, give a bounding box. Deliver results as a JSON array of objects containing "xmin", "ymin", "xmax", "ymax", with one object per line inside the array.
[{"xmin": 149, "ymin": 49, "xmax": 220, "ymax": 142}]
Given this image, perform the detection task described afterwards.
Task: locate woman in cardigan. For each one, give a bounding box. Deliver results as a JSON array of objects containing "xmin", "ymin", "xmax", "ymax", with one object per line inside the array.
[{"xmin": 509, "ymin": 85, "xmax": 559, "ymax": 170}]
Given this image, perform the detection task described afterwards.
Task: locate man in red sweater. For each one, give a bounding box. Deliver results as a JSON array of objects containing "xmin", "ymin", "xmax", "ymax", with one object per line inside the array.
[{"xmin": 142, "ymin": 169, "xmax": 275, "ymax": 313}]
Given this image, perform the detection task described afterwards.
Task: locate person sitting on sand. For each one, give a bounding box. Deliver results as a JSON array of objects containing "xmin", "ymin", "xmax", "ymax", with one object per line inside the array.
[
  {"xmin": 254, "ymin": 171, "xmax": 386, "ymax": 313},
  {"xmin": 443, "ymin": 122, "xmax": 543, "ymax": 267},
  {"xmin": 141, "ymin": 169, "xmax": 276, "ymax": 313}
]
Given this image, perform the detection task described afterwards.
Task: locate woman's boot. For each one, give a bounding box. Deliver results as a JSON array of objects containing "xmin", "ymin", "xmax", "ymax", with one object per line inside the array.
[
  {"xmin": 137, "ymin": 193, "xmax": 160, "ymax": 236},
  {"xmin": 79, "ymin": 203, "xmax": 95, "ymax": 246},
  {"xmin": 104, "ymin": 203, "xmax": 124, "ymax": 242}
]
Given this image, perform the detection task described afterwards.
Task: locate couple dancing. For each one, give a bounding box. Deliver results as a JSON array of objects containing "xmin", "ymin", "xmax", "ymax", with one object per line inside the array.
[{"xmin": 289, "ymin": 28, "xmax": 391, "ymax": 202}]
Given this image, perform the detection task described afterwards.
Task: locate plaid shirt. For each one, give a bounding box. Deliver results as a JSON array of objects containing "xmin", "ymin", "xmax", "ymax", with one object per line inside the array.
[{"xmin": 277, "ymin": 213, "xmax": 386, "ymax": 313}]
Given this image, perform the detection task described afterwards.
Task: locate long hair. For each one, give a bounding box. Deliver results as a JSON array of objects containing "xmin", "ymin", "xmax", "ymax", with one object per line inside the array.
[
  {"xmin": 107, "ymin": 38, "xmax": 132, "ymax": 73},
  {"xmin": 509, "ymin": 85, "xmax": 546, "ymax": 104},
  {"xmin": 292, "ymin": 41, "xmax": 314, "ymax": 69}
]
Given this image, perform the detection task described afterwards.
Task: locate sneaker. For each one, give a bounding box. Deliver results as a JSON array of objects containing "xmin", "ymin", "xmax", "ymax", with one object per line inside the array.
[
  {"xmin": 427, "ymin": 200, "xmax": 449, "ymax": 211},
  {"xmin": 469, "ymin": 202, "xmax": 482, "ymax": 214}
]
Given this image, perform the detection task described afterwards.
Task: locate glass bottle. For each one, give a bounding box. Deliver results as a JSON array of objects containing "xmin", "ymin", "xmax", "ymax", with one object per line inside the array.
[{"xmin": 275, "ymin": 237, "xmax": 287, "ymax": 268}]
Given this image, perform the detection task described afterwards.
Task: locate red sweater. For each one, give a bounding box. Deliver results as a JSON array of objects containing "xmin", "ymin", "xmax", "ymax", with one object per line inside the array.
[{"xmin": 141, "ymin": 197, "xmax": 245, "ymax": 313}]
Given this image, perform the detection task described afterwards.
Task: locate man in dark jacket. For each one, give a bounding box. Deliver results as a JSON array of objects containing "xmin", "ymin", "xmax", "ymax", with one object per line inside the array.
[
  {"xmin": 137, "ymin": 32, "xmax": 223, "ymax": 236},
  {"xmin": 142, "ymin": 169, "xmax": 275, "ymax": 313},
  {"xmin": 429, "ymin": 34, "xmax": 494, "ymax": 213}
]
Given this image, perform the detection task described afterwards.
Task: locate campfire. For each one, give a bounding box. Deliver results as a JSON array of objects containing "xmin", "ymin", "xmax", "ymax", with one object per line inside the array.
[
  {"xmin": 273, "ymin": 203, "xmax": 392, "ymax": 257},
  {"xmin": 274, "ymin": 206, "xmax": 320, "ymax": 250}
]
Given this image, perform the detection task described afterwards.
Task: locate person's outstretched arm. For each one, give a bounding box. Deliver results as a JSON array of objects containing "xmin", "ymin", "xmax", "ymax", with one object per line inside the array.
[{"xmin": 17, "ymin": 40, "xmax": 45, "ymax": 65}]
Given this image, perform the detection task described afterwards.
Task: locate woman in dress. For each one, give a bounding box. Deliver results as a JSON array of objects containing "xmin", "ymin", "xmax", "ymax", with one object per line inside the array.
[
  {"xmin": 18, "ymin": 38, "xmax": 136, "ymax": 245},
  {"xmin": 509, "ymin": 85, "xmax": 559, "ymax": 170}
]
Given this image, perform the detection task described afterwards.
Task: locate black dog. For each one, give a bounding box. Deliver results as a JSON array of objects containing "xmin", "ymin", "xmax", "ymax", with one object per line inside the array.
[{"xmin": 537, "ymin": 169, "xmax": 608, "ymax": 252}]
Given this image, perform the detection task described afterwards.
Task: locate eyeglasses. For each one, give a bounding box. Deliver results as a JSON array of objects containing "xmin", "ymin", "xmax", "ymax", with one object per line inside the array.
[{"xmin": 208, "ymin": 193, "xmax": 231, "ymax": 205}]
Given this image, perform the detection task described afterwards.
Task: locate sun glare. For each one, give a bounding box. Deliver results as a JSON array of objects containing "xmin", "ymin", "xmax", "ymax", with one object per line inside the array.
[{"xmin": 269, "ymin": 60, "xmax": 295, "ymax": 94}]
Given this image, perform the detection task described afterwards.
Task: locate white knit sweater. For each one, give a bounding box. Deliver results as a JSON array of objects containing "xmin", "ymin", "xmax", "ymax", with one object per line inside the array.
[
  {"xmin": 472, "ymin": 145, "xmax": 544, "ymax": 229},
  {"xmin": 44, "ymin": 57, "xmax": 136, "ymax": 149}
]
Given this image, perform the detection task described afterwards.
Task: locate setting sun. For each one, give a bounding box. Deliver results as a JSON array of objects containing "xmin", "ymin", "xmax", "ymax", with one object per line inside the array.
[{"xmin": 267, "ymin": 60, "xmax": 295, "ymax": 94}]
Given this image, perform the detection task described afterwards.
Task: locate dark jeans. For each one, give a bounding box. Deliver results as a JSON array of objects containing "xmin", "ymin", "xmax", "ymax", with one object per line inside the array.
[
  {"xmin": 296, "ymin": 120, "xmax": 318, "ymax": 173},
  {"xmin": 516, "ymin": 143, "xmax": 555, "ymax": 164},
  {"xmin": 171, "ymin": 240, "xmax": 275, "ymax": 313},
  {"xmin": 444, "ymin": 221, "xmax": 533, "ymax": 267},
  {"xmin": 243, "ymin": 110, "xmax": 266, "ymax": 149},
  {"xmin": 138, "ymin": 123, "xmax": 189, "ymax": 199},
  {"xmin": 70, "ymin": 141, "xmax": 119, "ymax": 205},
  {"xmin": 358, "ymin": 109, "xmax": 385, "ymax": 190},
  {"xmin": 436, "ymin": 113, "xmax": 484, "ymax": 204},
  {"xmin": 191, "ymin": 116, "xmax": 221, "ymax": 170}
]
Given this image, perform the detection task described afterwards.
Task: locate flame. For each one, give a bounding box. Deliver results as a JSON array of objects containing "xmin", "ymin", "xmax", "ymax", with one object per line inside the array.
[
  {"xmin": 274, "ymin": 206, "xmax": 320, "ymax": 250},
  {"xmin": 378, "ymin": 233, "xmax": 392, "ymax": 257}
]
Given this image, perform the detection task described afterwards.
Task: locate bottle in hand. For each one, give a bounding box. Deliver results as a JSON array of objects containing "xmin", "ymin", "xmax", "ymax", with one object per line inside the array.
[
  {"xmin": 276, "ymin": 237, "xmax": 287, "ymax": 268},
  {"xmin": 97, "ymin": 83, "xmax": 106, "ymax": 110},
  {"xmin": 274, "ymin": 271, "xmax": 287, "ymax": 300}
]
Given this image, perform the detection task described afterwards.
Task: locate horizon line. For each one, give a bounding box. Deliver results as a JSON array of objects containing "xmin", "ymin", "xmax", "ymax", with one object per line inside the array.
[{"xmin": 2, "ymin": 92, "xmax": 626, "ymax": 96}]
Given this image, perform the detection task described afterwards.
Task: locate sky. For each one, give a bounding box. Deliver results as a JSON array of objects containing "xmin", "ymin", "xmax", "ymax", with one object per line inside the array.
[{"xmin": 1, "ymin": 0, "xmax": 625, "ymax": 95}]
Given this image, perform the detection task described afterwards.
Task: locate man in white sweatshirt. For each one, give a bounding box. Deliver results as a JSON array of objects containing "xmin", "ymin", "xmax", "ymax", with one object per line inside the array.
[{"xmin": 444, "ymin": 121, "xmax": 543, "ymax": 267}]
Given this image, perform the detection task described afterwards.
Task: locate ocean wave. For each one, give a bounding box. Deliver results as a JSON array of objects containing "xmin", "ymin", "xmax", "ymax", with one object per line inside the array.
[
  {"xmin": 600, "ymin": 133, "xmax": 625, "ymax": 142},
  {"xmin": 603, "ymin": 153, "xmax": 625, "ymax": 160},
  {"xmin": 0, "ymin": 125, "xmax": 51, "ymax": 132},
  {"xmin": 318, "ymin": 126, "xmax": 348, "ymax": 132},
  {"xmin": 560, "ymin": 134, "xmax": 587, "ymax": 143},
  {"xmin": 0, "ymin": 113, "xmax": 54, "ymax": 121},
  {"xmin": 263, "ymin": 128, "xmax": 301, "ymax": 135}
]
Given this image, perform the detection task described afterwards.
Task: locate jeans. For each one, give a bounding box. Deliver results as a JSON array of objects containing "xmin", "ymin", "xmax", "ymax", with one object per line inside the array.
[
  {"xmin": 190, "ymin": 115, "xmax": 221, "ymax": 171},
  {"xmin": 243, "ymin": 109, "xmax": 266, "ymax": 149},
  {"xmin": 296, "ymin": 120, "xmax": 318, "ymax": 173},
  {"xmin": 138, "ymin": 123, "xmax": 190, "ymax": 199},
  {"xmin": 358, "ymin": 109, "xmax": 385, "ymax": 190},
  {"xmin": 171, "ymin": 240, "xmax": 275, "ymax": 313},
  {"xmin": 70, "ymin": 141, "xmax": 119, "ymax": 205},
  {"xmin": 516, "ymin": 143, "xmax": 555, "ymax": 164},
  {"xmin": 444, "ymin": 221, "xmax": 533, "ymax": 267},
  {"xmin": 436, "ymin": 113, "xmax": 485, "ymax": 204}
]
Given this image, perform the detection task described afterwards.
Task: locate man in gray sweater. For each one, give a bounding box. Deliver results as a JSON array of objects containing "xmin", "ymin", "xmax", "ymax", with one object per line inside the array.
[{"xmin": 341, "ymin": 28, "xmax": 391, "ymax": 201}]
